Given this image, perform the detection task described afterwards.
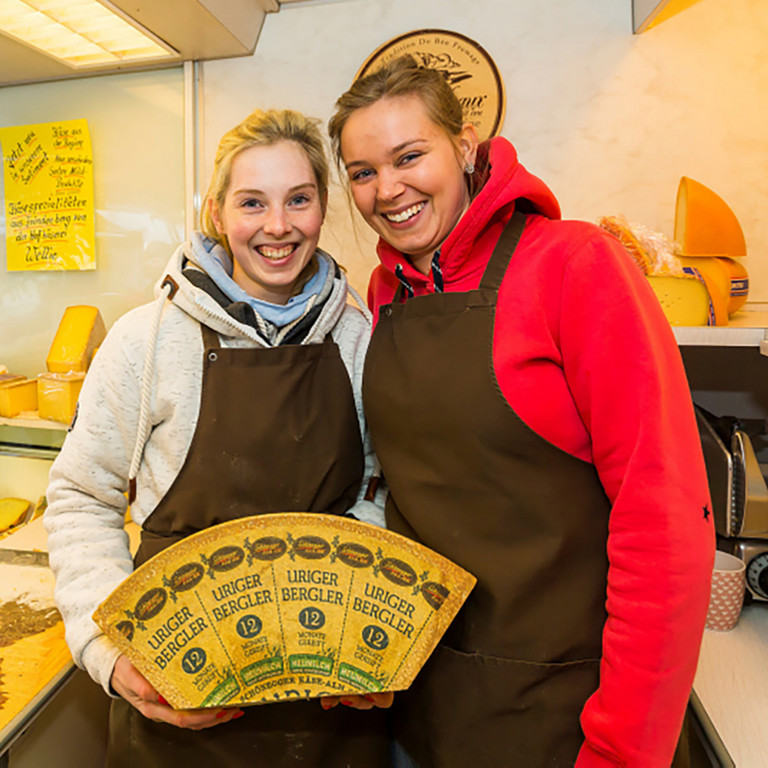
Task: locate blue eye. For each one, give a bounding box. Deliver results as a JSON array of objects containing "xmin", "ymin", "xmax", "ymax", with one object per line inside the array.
[
  {"xmin": 398, "ymin": 151, "xmax": 421, "ymax": 166},
  {"xmin": 289, "ymin": 193, "xmax": 311, "ymax": 206},
  {"xmin": 242, "ymin": 198, "xmax": 263, "ymax": 209},
  {"xmin": 350, "ymin": 168, "xmax": 374, "ymax": 183}
]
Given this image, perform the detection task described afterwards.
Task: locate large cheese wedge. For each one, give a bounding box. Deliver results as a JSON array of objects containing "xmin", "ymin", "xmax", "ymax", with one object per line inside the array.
[
  {"xmin": 46, "ymin": 306, "xmax": 106, "ymax": 374},
  {"xmin": 646, "ymin": 274, "xmax": 713, "ymax": 326},
  {"xmin": 94, "ymin": 513, "xmax": 476, "ymax": 709},
  {"xmin": 37, "ymin": 372, "xmax": 85, "ymax": 424},
  {"xmin": 0, "ymin": 498, "xmax": 32, "ymax": 532},
  {"xmin": 674, "ymin": 177, "xmax": 747, "ymax": 257},
  {"xmin": 717, "ymin": 257, "xmax": 749, "ymax": 315},
  {"xmin": 0, "ymin": 379, "xmax": 38, "ymax": 417}
]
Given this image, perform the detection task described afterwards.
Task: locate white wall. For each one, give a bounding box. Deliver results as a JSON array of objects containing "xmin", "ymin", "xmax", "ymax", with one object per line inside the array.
[
  {"xmin": 201, "ymin": 0, "xmax": 768, "ymax": 301},
  {"xmin": 0, "ymin": 69, "xmax": 185, "ymax": 377},
  {"xmin": 1, "ymin": 0, "xmax": 766, "ymax": 377}
]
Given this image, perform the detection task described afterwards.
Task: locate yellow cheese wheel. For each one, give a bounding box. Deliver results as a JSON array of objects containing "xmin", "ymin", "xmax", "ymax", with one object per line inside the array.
[
  {"xmin": 0, "ymin": 379, "xmax": 38, "ymax": 417},
  {"xmin": 0, "ymin": 498, "xmax": 32, "ymax": 532},
  {"xmin": 716, "ymin": 257, "xmax": 749, "ymax": 315},
  {"xmin": 37, "ymin": 372, "xmax": 85, "ymax": 424},
  {"xmin": 646, "ymin": 274, "xmax": 713, "ymax": 326},
  {"xmin": 678, "ymin": 262, "xmax": 729, "ymax": 325},
  {"xmin": 674, "ymin": 177, "xmax": 746, "ymax": 257},
  {"xmin": 678, "ymin": 256, "xmax": 732, "ymax": 320},
  {"xmin": 94, "ymin": 513, "xmax": 476, "ymax": 709},
  {"xmin": 46, "ymin": 306, "xmax": 106, "ymax": 374}
]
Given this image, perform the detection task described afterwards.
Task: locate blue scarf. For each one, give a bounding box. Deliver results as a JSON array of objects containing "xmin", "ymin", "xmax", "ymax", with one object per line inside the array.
[{"xmin": 189, "ymin": 231, "xmax": 330, "ymax": 327}]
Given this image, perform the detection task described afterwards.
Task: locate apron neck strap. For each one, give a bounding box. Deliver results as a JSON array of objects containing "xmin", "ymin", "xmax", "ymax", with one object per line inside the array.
[
  {"xmin": 201, "ymin": 324, "xmax": 220, "ymax": 349},
  {"xmin": 479, "ymin": 209, "xmax": 528, "ymax": 292},
  {"xmin": 387, "ymin": 207, "xmax": 528, "ymax": 303}
]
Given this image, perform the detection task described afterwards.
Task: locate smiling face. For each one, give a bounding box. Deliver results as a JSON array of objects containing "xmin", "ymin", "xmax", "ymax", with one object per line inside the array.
[
  {"xmin": 210, "ymin": 140, "xmax": 325, "ymax": 304},
  {"xmin": 340, "ymin": 94, "xmax": 478, "ymax": 274}
]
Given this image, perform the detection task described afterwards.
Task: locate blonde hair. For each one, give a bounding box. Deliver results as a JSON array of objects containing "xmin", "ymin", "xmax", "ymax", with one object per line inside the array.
[
  {"xmin": 328, "ymin": 55, "xmax": 464, "ymax": 168},
  {"xmin": 201, "ymin": 108, "xmax": 329, "ymax": 241}
]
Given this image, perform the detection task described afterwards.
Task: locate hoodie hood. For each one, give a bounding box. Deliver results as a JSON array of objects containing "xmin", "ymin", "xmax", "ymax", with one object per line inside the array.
[{"xmin": 374, "ymin": 136, "xmax": 561, "ymax": 291}]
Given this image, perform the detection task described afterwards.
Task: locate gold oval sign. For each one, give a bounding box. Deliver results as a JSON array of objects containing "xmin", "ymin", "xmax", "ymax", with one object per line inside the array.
[{"xmin": 356, "ymin": 29, "xmax": 506, "ymax": 142}]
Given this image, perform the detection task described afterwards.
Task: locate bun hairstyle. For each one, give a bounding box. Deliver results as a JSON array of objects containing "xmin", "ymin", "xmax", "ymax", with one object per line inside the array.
[
  {"xmin": 328, "ymin": 55, "xmax": 466, "ymax": 168},
  {"xmin": 201, "ymin": 108, "xmax": 329, "ymax": 242}
]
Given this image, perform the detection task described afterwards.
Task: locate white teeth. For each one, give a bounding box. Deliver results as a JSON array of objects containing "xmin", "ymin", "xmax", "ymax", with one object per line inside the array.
[
  {"xmin": 258, "ymin": 245, "xmax": 294, "ymax": 260},
  {"xmin": 384, "ymin": 203, "xmax": 424, "ymax": 223}
]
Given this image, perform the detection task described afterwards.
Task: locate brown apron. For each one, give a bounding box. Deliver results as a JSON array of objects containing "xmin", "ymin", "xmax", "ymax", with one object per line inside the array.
[
  {"xmin": 362, "ymin": 212, "xmax": 610, "ymax": 768},
  {"xmin": 107, "ymin": 323, "xmax": 391, "ymax": 768}
]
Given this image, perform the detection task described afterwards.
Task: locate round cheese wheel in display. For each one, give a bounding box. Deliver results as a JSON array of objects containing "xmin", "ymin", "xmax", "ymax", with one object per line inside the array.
[
  {"xmin": 716, "ymin": 257, "xmax": 749, "ymax": 315},
  {"xmin": 93, "ymin": 514, "xmax": 476, "ymax": 709},
  {"xmin": 678, "ymin": 257, "xmax": 730, "ymax": 325}
]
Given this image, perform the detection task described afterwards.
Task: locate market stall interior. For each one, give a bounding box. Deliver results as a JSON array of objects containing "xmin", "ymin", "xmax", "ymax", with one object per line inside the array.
[{"xmin": 2, "ymin": 0, "xmax": 768, "ymax": 765}]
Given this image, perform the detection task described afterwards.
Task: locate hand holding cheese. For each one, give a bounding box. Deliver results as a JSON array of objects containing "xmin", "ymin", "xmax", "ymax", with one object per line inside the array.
[
  {"xmin": 94, "ymin": 513, "xmax": 475, "ymax": 710},
  {"xmin": 110, "ymin": 654, "xmax": 243, "ymax": 730}
]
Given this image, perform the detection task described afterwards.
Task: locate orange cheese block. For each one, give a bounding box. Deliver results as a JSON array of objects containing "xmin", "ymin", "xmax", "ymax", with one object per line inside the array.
[
  {"xmin": 0, "ymin": 379, "xmax": 38, "ymax": 417},
  {"xmin": 674, "ymin": 177, "xmax": 746, "ymax": 257},
  {"xmin": 46, "ymin": 305, "xmax": 106, "ymax": 373},
  {"xmin": 37, "ymin": 372, "xmax": 85, "ymax": 424},
  {"xmin": 94, "ymin": 513, "xmax": 476, "ymax": 709}
]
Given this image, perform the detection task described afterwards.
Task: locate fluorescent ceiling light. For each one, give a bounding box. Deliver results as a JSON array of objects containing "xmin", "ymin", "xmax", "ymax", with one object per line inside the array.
[{"xmin": 0, "ymin": 0, "xmax": 179, "ymax": 69}]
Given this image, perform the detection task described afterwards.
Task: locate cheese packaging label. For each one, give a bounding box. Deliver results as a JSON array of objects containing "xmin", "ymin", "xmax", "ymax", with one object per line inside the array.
[{"xmin": 93, "ymin": 513, "xmax": 476, "ymax": 708}]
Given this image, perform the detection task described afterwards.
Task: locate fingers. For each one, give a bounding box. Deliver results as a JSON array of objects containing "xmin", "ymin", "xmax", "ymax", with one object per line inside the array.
[
  {"xmin": 148, "ymin": 703, "xmax": 245, "ymax": 730},
  {"xmin": 320, "ymin": 695, "xmax": 340, "ymax": 709},
  {"xmin": 365, "ymin": 691, "xmax": 394, "ymax": 708},
  {"xmin": 319, "ymin": 692, "xmax": 394, "ymax": 710},
  {"xmin": 110, "ymin": 654, "xmax": 244, "ymax": 729}
]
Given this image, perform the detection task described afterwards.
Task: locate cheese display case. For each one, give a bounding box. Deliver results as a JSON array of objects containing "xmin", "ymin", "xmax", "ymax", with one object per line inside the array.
[
  {"xmin": 0, "ymin": 417, "xmax": 108, "ymax": 768},
  {"xmin": 0, "ymin": 517, "xmax": 110, "ymax": 768}
]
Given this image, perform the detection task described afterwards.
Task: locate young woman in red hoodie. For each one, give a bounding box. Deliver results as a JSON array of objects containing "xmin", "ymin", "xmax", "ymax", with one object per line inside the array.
[{"xmin": 328, "ymin": 56, "xmax": 715, "ymax": 768}]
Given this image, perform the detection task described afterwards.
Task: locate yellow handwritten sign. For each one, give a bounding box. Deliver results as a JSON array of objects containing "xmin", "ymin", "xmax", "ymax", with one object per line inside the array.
[{"xmin": 0, "ymin": 119, "xmax": 95, "ymax": 271}]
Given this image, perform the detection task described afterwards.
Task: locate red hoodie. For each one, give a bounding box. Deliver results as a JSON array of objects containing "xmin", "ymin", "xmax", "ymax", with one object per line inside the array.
[{"xmin": 368, "ymin": 137, "xmax": 715, "ymax": 767}]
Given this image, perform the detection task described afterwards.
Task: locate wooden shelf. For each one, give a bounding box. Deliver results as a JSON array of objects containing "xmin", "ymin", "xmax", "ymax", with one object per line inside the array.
[
  {"xmin": 0, "ymin": 414, "xmax": 67, "ymax": 459},
  {"xmin": 0, "ymin": 414, "xmax": 67, "ymax": 432}
]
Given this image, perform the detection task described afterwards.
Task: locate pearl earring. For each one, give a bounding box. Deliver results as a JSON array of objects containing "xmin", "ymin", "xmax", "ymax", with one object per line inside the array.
[{"xmin": 464, "ymin": 162, "xmax": 475, "ymax": 175}]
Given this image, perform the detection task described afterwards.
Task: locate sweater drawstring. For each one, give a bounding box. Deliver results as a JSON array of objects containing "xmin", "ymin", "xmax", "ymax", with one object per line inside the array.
[
  {"xmin": 394, "ymin": 263, "xmax": 415, "ymax": 300},
  {"xmin": 347, "ymin": 283, "xmax": 373, "ymax": 325},
  {"xmin": 127, "ymin": 281, "xmax": 172, "ymax": 504},
  {"xmin": 431, "ymin": 250, "xmax": 444, "ymax": 293}
]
